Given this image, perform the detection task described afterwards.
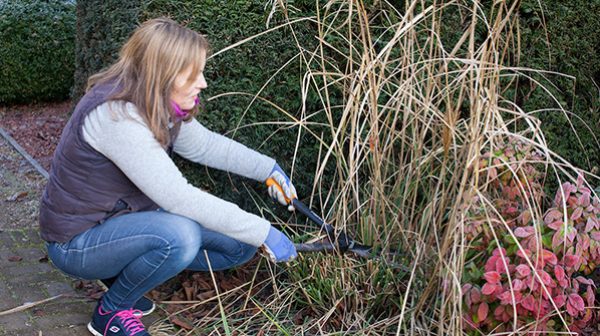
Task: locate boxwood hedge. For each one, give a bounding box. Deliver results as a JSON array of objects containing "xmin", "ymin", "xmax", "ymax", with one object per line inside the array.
[{"xmin": 0, "ymin": 0, "xmax": 76, "ymax": 104}]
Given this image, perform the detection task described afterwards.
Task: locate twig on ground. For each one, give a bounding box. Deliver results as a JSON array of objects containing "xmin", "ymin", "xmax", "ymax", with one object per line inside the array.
[{"xmin": 0, "ymin": 293, "xmax": 70, "ymax": 316}]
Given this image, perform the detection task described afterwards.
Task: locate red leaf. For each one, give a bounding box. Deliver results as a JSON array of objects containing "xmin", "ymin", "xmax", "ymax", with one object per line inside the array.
[
  {"xmin": 521, "ymin": 294, "xmax": 535, "ymax": 311},
  {"xmin": 512, "ymin": 278, "xmax": 525, "ymax": 291},
  {"xmin": 484, "ymin": 255, "xmax": 499, "ymax": 272},
  {"xmin": 547, "ymin": 220, "xmax": 564, "ymax": 231},
  {"xmin": 566, "ymin": 226, "xmax": 577, "ymax": 242},
  {"xmin": 481, "ymin": 283, "xmax": 496, "ymax": 296},
  {"xmin": 563, "ymin": 182, "xmax": 576, "ymax": 196},
  {"xmin": 586, "ymin": 285, "xmax": 595, "ymax": 307},
  {"xmin": 574, "ymin": 276, "xmax": 594, "ymax": 286},
  {"xmin": 492, "ymin": 248, "xmax": 507, "ymax": 257},
  {"xmin": 566, "ymin": 302, "xmax": 578, "ymax": 317},
  {"xmin": 544, "ymin": 209, "xmax": 563, "ymax": 225},
  {"xmin": 554, "ymin": 265, "xmax": 566, "ymax": 282},
  {"xmin": 516, "ymin": 264, "xmax": 531, "ymax": 277},
  {"xmin": 571, "ymin": 207, "xmax": 583, "ymax": 221},
  {"xmin": 516, "ymin": 248, "xmax": 531, "ymax": 259},
  {"xmin": 576, "ymin": 175, "xmax": 584, "ymax": 190},
  {"xmin": 552, "ymin": 230, "xmax": 564, "ymax": 249},
  {"xmin": 477, "ymin": 302, "xmax": 489, "ymax": 322},
  {"xmin": 539, "ymin": 270, "xmax": 555, "ymax": 287},
  {"xmin": 568, "ymin": 293, "xmax": 585, "ymax": 312},
  {"xmin": 495, "ymin": 257, "xmax": 510, "ymax": 274},
  {"xmin": 470, "ymin": 287, "xmax": 482, "ymax": 305},
  {"xmin": 553, "ymin": 294, "xmax": 566, "ymax": 308},
  {"xmin": 585, "ymin": 217, "xmax": 596, "ymax": 233},
  {"xmin": 580, "ymin": 192, "xmax": 591, "ymax": 207},
  {"xmin": 514, "ymin": 226, "xmax": 534, "ymax": 238},
  {"xmin": 542, "ymin": 250, "xmax": 558, "ymax": 265},
  {"xmin": 493, "ymin": 305, "xmax": 504, "ymax": 320},
  {"xmin": 563, "ymin": 254, "xmax": 579, "ymax": 268},
  {"xmin": 483, "ymin": 271, "xmax": 501, "ymax": 284}
]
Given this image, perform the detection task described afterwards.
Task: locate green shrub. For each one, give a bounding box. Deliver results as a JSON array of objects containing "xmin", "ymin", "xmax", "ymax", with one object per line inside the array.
[
  {"xmin": 518, "ymin": 0, "xmax": 600, "ymax": 180},
  {"xmin": 72, "ymin": 0, "xmax": 142, "ymax": 100},
  {"xmin": 0, "ymin": 0, "xmax": 76, "ymax": 104}
]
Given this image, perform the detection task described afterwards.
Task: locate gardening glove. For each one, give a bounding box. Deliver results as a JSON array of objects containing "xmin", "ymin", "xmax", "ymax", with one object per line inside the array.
[
  {"xmin": 266, "ymin": 163, "xmax": 297, "ymax": 211},
  {"xmin": 262, "ymin": 226, "xmax": 297, "ymax": 263}
]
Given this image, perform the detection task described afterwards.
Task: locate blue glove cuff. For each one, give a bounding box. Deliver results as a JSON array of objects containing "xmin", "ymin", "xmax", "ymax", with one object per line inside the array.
[
  {"xmin": 270, "ymin": 163, "xmax": 290, "ymax": 182},
  {"xmin": 264, "ymin": 226, "xmax": 297, "ymax": 262}
]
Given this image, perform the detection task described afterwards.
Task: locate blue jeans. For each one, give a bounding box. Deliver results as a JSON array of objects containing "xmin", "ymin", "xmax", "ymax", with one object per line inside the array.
[{"xmin": 47, "ymin": 211, "xmax": 257, "ymax": 311}]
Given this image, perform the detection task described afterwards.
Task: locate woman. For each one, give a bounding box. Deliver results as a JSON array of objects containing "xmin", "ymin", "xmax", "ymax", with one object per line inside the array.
[{"xmin": 39, "ymin": 17, "xmax": 297, "ymax": 336}]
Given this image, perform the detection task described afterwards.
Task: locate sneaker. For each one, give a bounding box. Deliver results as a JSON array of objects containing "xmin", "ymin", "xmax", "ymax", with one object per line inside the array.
[
  {"xmin": 87, "ymin": 301, "xmax": 149, "ymax": 336},
  {"xmin": 99, "ymin": 278, "xmax": 156, "ymax": 317}
]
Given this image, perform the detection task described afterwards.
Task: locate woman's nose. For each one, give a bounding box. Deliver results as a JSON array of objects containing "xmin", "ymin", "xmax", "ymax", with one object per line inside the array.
[{"xmin": 197, "ymin": 73, "xmax": 207, "ymax": 89}]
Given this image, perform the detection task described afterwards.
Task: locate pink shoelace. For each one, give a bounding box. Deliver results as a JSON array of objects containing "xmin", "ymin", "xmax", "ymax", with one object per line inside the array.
[{"xmin": 104, "ymin": 309, "xmax": 146, "ymax": 335}]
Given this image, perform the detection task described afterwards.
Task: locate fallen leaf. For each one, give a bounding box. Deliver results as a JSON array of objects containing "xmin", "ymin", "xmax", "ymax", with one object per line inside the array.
[
  {"xmin": 8, "ymin": 255, "xmax": 23, "ymax": 262},
  {"xmin": 170, "ymin": 316, "xmax": 193, "ymax": 330},
  {"xmin": 196, "ymin": 290, "xmax": 216, "ymax": 301},
  {"xmin": 38, "ymin": 255, "xmax": 49, "ymax": 263},
  {"xmin": 6, "ymin": 191, "xmax": 27, "ymax": 202}
]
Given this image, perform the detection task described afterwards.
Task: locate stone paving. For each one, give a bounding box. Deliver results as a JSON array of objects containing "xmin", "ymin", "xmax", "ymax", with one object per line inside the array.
[{"xmin": 0, "ymin": 133, "xmax": 164, "ymax": 335}]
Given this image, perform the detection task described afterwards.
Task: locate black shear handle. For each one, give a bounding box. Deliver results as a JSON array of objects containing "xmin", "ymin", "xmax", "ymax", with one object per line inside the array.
[{"xmin": 291, "ymin": 199, "xmax": 353, "ymax": 251}]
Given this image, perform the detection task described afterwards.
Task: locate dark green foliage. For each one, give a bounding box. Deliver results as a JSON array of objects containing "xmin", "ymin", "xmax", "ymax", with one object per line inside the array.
[
  {"xmin": 71, "ymin": 0, "xmax": 143, "ymax": 101},
  {"xmin": 517, "ymin": 0, "xmax": 600, "ymax": 189},
  {"xmin": 0, "ymin": 0, "xmax": 76, "ymax": 104}
]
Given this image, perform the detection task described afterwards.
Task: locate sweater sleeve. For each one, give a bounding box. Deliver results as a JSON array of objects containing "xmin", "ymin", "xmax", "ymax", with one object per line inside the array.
[
  {"xmin": 81, "ymin": 102, "xmax": 271, "ymax": 247},
  {"xmin": 173, "ymin": 118, "xmax": 275, "ymax": 181}
]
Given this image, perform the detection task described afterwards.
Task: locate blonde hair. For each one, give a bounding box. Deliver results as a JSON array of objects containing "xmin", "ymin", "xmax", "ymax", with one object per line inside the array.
[{"xmin": 87, "ymin": 17, "xmax": 209, "ymax": 146}]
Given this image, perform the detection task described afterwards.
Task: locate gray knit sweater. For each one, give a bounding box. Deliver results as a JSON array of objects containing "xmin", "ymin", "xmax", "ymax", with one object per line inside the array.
[{"xmin": 82, "ymin": 101, "xmax": 274, "ymax": 247}]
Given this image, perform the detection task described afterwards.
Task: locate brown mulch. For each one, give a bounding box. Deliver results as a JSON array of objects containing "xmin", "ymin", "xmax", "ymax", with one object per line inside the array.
[{"xmin": 0, "ymin": 101, "xmax": 72, "ymax": 171}]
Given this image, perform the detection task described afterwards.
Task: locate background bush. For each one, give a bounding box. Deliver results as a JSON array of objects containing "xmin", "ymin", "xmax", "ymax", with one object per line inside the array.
[
  {"xmin": 517, "ymin": 0, "xmax": 600, "ymax": 187},
  {"xmin": 72, "ymin": 0, "xmax": 142, "ymax": 100},
  {"xmin": 0, "ymin": 0, "xmax": 76, "ymax": 104}
]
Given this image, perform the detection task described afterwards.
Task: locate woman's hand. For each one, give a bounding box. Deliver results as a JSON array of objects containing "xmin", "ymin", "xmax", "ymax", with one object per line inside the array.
[
  {"xmin": 262, "ymin": 226, "xmax": 297, "ymax": 262},
  {"xmin": 266, "ymin": 163, "xmax": 297, "ymax": 211}
]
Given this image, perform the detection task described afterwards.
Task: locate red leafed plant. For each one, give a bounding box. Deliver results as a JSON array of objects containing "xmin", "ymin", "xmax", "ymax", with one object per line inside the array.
[
  {"xmin": 544, "ymin": 175, "xmax": 600, "ymax": 275},
  {"xmin": 462, "ymin": 138, "xmax": 600, "ymax": 334}
]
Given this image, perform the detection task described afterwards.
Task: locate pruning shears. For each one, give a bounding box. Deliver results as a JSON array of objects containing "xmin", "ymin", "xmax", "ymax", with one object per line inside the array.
[{"xmin": 266, "ymin": 178, "xmax": 406, "ymax": 268}]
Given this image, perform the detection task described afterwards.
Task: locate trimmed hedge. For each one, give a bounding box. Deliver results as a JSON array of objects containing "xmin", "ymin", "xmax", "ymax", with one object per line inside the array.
[
  {"xmin": 518, "ymin": 0, "xmax": 600, "ymax": 187},
  {"xmin": 72, "ymin": 0, "xmax": 142, "ymax": 101},
  {"xmin": 0, "ymin": 0, "xmax": 76, "ymax": 104}
]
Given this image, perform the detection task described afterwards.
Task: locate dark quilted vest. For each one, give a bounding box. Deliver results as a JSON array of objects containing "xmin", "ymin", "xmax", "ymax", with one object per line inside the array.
[{"xmin": 39, "ymin": 82, "xmax": 181, "ymax": 242}]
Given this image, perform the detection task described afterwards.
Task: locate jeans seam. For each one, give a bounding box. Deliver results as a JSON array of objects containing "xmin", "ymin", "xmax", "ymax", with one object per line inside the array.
[{"xmin": 113, "ymin": 236, "xmax": 172, "ymax": 308}]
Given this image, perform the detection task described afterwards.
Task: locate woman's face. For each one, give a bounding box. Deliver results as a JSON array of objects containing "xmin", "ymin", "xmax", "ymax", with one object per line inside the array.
[{"xmin": 171, "ymin": 51, "xmax": 208, "ymax": 110}]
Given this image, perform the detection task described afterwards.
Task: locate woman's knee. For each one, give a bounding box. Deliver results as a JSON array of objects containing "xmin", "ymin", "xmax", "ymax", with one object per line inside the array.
[
  {"xmin": 157, "ymin": 214, "xmax": 202, "ymax": 264},
  {"xmin": 235, "ymin": 243, "xmax": 257, "ymax": 266}
]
